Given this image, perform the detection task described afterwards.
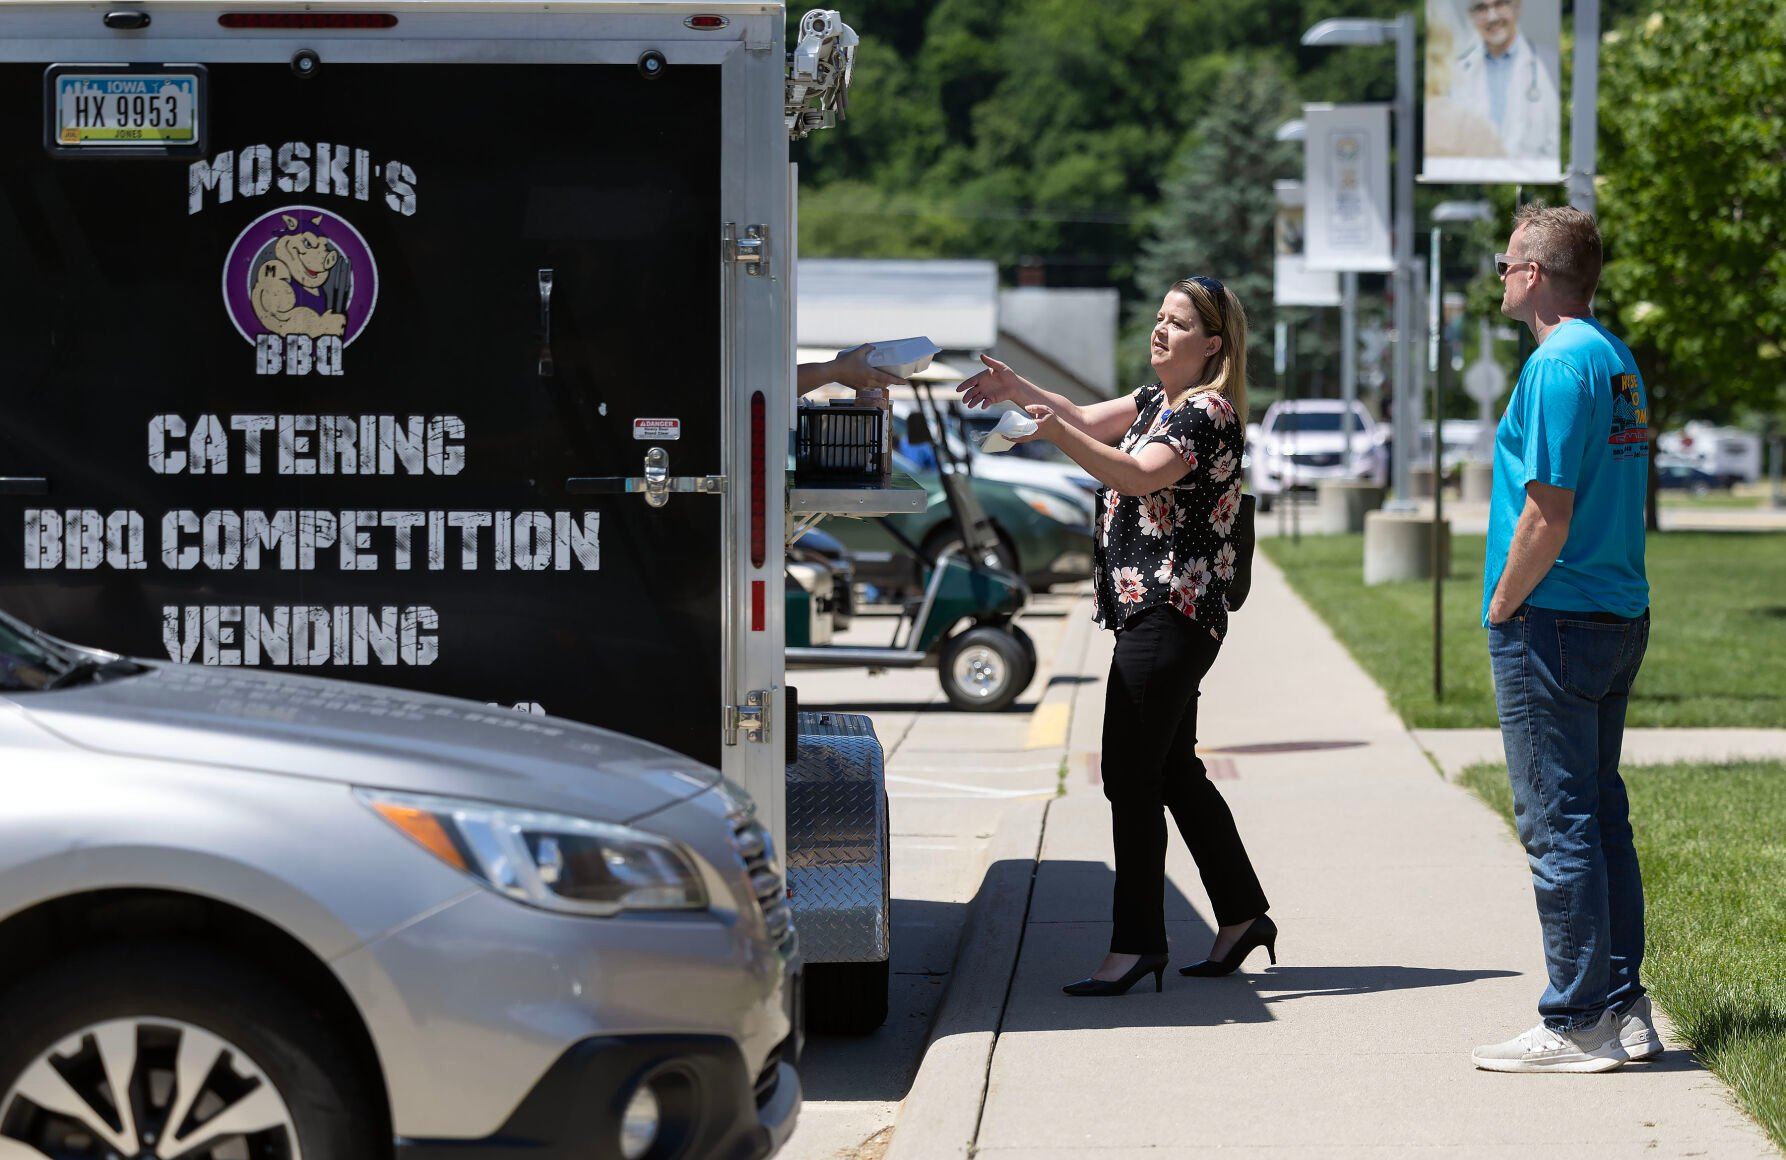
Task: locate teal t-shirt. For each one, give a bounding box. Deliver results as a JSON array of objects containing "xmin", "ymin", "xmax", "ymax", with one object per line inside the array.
[{"xmin": 1482, "ymin": 318, "xmax": 1650, "ymax": 624}]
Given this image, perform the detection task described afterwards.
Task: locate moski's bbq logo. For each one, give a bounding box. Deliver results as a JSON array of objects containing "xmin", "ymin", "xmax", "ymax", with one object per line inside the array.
[
  {"xmin": 224, "ymin": 207, "xmax": 376, "ymax": 376},
  {"xmin": 190, "ymin": 143, "xmax": 417, "ymax": 376}
]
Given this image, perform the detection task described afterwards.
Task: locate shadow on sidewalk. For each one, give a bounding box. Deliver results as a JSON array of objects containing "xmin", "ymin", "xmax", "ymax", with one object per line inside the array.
[
  {"xmin": 1005, "ymin": 861, "xmax": 1518, "ymax": 1034},
  {"xmin": 797, "ymin": 894, "xmax": 976, "ymax": 1104}
]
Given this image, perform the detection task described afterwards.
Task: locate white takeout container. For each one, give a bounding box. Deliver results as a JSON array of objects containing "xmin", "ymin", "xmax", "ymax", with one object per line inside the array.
[
  {"xmin": 977, "ymin": 409, "xmax": 1038, "ymax": 454},
  {"xmin": 862, "ymin": 336, "xmax": 940, "ymax": 380}
]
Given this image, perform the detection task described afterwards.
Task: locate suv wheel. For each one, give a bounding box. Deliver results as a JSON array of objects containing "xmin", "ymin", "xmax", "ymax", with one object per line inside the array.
[{"xmin": 0, "ymin": 945, "xmax": 380, "ymax": 1160}]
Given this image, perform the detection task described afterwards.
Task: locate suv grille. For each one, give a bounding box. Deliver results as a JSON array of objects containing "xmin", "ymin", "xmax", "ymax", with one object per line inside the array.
[{"xmin": 732, "ymin": 817, "xmax": 793, "ymax": 950}]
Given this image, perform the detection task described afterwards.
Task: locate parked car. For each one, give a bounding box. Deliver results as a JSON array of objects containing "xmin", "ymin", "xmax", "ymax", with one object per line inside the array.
[
  {"xmin": 0, "ymin": 610, "xmax": 800, "ymax": 1159},
  {"xmin": 895, "ymin": 401, "xmax": 1100, "ymax": 501},
  {"xmin": 1655, "ymin": 456, "xmax": 1723, "ymax": 495},
  {"xmin": 824, "ymin": 452, "xmax": 1094, "ymax": 597},
  {"xmin": 1247, "ymin": 399, "xmax": 1389, "ymax": 510}
]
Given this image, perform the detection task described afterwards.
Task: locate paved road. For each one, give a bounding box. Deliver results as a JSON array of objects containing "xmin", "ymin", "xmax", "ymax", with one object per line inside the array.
[{"xmin": 781, "ymin": 589, "xmax": 1086, "ymax": 1160}]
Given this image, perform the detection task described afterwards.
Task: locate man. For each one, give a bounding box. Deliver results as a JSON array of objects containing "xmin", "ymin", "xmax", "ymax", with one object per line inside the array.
[
  {"xmin": 1448, "ymin": 0, "xmax": 1559, "ymax": 161},
  {"xmin": 1473, "ymin": 205, "xmax": 1659, "ymax": 1074}
]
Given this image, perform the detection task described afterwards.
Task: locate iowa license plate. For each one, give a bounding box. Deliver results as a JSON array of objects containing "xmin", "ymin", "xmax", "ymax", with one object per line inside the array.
[{"xmin": 49, "ymin": 67, "xmax": 204, "ymax": 153}]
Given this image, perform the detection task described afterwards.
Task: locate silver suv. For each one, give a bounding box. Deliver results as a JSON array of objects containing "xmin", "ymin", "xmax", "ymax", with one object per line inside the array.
[{"xmin": 0, "ymin": 611, "xmax": 800, "ymax": 1159}]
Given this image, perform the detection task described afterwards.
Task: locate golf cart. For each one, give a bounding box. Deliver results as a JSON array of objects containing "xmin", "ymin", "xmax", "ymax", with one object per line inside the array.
[{"xmin": 788, "ymin": 383, "xmax": 1037, "ymax": 711}]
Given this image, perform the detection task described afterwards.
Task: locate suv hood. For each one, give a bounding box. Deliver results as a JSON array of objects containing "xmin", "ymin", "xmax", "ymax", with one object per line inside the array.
[{"xmin": 10, "ymin": 663, "xmax": 722, "ymax": 824}]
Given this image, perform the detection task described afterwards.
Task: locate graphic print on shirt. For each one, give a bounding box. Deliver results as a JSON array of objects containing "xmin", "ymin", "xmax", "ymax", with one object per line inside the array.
[{"xmin": 1608, "ymin": 373, "xmax": 1650, "ymax": 461}]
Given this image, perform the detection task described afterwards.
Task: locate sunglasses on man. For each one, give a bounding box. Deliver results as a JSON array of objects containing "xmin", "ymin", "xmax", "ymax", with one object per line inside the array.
[{"xmin": 1495, "ymin": 253, "xmax": 1538, "ymax": 279}]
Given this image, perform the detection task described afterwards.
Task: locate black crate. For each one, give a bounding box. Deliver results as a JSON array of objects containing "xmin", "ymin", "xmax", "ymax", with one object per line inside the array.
[{"xmin": 795, "ymin": 405, "xmax": 886, "ymax": 486}]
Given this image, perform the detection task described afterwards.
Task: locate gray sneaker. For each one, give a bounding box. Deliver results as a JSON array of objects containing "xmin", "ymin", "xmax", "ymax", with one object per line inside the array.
[
  {"xmin": 1618, "ymin": 995, "xmax": 1664, "ymax": 1060},
  {"xmin": 1472, "ymin": 1008, "xmax": 1629, "ymax": 1073}
]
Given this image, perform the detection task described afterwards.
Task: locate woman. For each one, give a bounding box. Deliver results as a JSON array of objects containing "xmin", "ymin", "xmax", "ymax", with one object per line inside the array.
[{"xmin": 957, "ymin": 277, "xmax": 1274, "ymax": 996}]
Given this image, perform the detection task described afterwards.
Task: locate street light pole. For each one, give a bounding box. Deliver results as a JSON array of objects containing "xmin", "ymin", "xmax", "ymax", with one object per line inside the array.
[
  {"xmin": 1429, "ymin": 225, "xmax": 1445, "ymax": 701},
  {"xmin": 1341, "ymin": 270, "xmax": 1358, "ymax": 473},
  {"xmin": 1568, "ymin": 0, "xmax": 1601, "ymax": 214},
  {"xmin": 1427, "ymin": 199, "xmax": 1494, "ymax": 704},
  {"xmin": 1302, "ymin": 14, "xmax": 1417, "ymax": 509},
  {"xmin": 1392, "ymin": 11, "xmax": 1416, "ymax": 510}
]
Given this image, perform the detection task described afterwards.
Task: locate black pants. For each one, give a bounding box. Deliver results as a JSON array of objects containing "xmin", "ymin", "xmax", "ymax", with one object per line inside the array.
[{"xmin": 1102, "ymin": 606, "xmax": 1269, "ymax": 955}]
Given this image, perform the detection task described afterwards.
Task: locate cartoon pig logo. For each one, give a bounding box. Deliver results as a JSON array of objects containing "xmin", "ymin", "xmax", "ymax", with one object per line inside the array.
[{"xmin": 224, "ymin": 206, "xmax": 378, "ymax": 349}]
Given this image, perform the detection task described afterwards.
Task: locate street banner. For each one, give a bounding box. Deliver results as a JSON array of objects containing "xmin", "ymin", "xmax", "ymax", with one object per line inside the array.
[
  {"xmin": 1423, "ymin": 0, "xmax": 1563, "ymax": 183},
  {"xmin": 1303, "ymin": 104, "xmax": 1393, "ymax": 273},
  {"xmin": 1273, "ymin": 181, "xmax": 1341, "ymax": 307}
]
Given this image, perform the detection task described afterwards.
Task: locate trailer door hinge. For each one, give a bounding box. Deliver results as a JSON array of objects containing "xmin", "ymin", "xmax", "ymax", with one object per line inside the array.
[
  {"xmin": 724, "ymin": 224, "xmax": 768, "ymax": 276},
  {"xmin": 725, "ymin": 688, "xmax": 772, "ymax": 745}
]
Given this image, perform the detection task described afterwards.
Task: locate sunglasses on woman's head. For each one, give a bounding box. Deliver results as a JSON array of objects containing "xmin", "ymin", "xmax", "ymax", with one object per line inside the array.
[{"xmin": 1186, "ymin": 275, "xmax": 1227, "ymax": 331}]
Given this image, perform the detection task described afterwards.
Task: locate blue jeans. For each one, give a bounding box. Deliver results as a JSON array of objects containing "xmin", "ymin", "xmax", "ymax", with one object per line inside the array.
[{"xmin": 1487, "ymin": 602, "xmax": 1650, "ymax": 1031}]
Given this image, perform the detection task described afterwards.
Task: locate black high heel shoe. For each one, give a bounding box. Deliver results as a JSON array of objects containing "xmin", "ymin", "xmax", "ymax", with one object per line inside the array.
[
  {"xmin": 1062, "ymin": 953, "xmax": 1169, "ymax": 997},
  {"xmin": 1178, "ymin": 915, "xmax": 1278, "ymax": 977}
]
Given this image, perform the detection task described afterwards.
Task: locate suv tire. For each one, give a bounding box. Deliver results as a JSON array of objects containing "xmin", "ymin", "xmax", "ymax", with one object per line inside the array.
[{"xmin": 0, "ymin": 943, "xmax": 381, "ymax": 1159}]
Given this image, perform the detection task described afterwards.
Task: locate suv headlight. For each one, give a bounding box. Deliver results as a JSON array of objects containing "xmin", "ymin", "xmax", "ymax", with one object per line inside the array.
[
  {"xmin": 1015, "ymin": 486, "xmax": 1088, "ymax": 525},
  {"xmin": 359, "ymin": 789, "xmax": 708, "ymax": 916}
]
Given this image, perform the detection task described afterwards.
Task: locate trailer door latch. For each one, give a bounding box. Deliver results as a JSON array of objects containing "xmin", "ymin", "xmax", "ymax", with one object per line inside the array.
[
  {"xmin": 565, "ymin": 447, "xmax": 725, "ymax": 507},
  {"xmin": 726, "ymin": 688, "xmax": 772, "ymax": 745},
  {"xmin": 725, "ymin": 223, "xmax": 768, "ymax": 276}
]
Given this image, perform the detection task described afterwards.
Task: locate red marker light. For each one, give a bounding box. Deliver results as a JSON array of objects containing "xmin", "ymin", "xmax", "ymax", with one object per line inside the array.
[
  {"xmin": 219, "ymin": 12, "xmax": 398, "ymax": 29},
  {"xmin": 750, "ymin": 391, "xmax": 767, "ymax": 569},
  {"xmin": 684, "ymin": 15, "xmax": 729, "ymax": 29}
]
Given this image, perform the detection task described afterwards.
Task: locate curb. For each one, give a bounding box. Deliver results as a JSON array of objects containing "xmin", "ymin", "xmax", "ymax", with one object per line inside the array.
[
  {"xmin": 1023, "ymin": 597, "xmax": 1095, "ymax": 751},
  {"xmin": 884, "ymin": 795, "xmax": 1049, "ymax": 1160}
]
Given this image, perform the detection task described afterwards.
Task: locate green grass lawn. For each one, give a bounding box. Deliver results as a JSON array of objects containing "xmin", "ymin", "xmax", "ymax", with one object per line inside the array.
[
  {"xmin": 1658, "ymin": 491, "xmax": 1764, "ymax": 509},
  {"xmin": 1263, "ymin": 531, "xmax": 1786, "ymax": 729},
  {"xmin": 1458, "ymin": 760, "xmax": 1786, "ymax": 1151}
]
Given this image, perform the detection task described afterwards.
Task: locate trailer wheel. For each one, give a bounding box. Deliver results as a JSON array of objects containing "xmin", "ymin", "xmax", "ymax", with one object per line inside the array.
[
  {"xmin": 939, "ymin": 626, "xmax": 1029, "ymax": 712},
  {"xmin": 803, "ymin": 959, "xmax": 891, "ymax": 1036}
]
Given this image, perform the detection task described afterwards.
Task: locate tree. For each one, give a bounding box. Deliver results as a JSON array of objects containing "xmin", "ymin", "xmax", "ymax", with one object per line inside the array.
[
  {"xmin": 1126, "ymin": 59, "xmax": 1300, "ymax": 399},
  {"xmin": 1594, "ymin": 0, "xmax": 1786, "ymax": 528}
]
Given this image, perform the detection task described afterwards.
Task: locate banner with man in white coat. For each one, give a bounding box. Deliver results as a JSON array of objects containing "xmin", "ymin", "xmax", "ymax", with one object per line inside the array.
[{"xmin": 1423, "ymin": 0, "xmax": 1563, "ymax": 183}]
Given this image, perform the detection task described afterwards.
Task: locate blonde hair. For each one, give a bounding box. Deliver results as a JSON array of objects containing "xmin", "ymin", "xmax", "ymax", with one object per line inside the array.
[
  {"xmin": 1513, "ymin": 203, "xmax": 1603, "ymax": 302},
  {"xmin": 1171, "ymin": 278, "xmax": 1249, "ymax": 425}
]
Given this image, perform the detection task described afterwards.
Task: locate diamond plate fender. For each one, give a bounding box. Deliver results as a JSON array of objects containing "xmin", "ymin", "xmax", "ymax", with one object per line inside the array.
[{"xmin": 785, "ymin": 711, "xmax": 889, "ymax": 964}]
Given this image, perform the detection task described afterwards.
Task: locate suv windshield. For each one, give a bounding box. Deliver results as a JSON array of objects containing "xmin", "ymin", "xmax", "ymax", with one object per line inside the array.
[
  {"xmin": 1268, "ymin": 410, "xmax": 1370, "ymax": 433},
  {"xmin": 0, "ymin": 615, "xmax": 77, "ymax": 692}
]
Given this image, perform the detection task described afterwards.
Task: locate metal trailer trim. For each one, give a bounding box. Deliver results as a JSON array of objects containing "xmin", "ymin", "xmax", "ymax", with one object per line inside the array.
[
  {"xmin": 0, "ymin": 3, "xmax": 779, "ymax": 59},
  {"xmin": 785, "ymin": 711, "xmax": 889, "ymax": 964},
  {"xmin": 717, "ymin": 13, "xmax": 791, "ymax": 850}
]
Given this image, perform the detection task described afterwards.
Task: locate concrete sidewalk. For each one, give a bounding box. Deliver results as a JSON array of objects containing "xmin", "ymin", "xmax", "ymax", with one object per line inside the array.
[
  {"xmin": 1415, "ymin": 726, "xmax": 1786, "ymax": 779},
  {"xmin": 903, "ymin": 556, "xmax": 1776, "ymax": 1159}
]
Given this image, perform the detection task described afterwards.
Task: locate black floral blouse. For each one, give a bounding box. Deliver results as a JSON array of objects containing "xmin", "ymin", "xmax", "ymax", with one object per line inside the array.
[{"xmin": 1091, "ymin": 383, "xmax": 1245, "ymax": 641}]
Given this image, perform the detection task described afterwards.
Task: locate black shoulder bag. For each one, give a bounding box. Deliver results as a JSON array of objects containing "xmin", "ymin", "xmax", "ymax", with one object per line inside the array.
[{"xmin": 1226, "ymin": 493, "xmax": 1258, "ymax": 611}]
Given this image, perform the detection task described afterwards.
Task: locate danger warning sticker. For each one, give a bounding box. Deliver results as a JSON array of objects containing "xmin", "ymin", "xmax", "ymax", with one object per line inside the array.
[{"xmin": 633, "ymin": 418, "xmax": 682, "ymax": 441}]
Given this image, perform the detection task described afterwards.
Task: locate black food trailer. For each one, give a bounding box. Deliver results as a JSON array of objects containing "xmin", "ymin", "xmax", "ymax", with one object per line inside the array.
[{"xmin": 0, "ymin": 0, "xmax": 895, "ymax": 1032}]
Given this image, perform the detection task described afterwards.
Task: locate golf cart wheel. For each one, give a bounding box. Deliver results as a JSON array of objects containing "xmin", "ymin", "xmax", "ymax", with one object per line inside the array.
[
  {"xmin": 1010, "ymin": 624, "xmax": 1039, "ymax": 691},
  {"xmin": 940, "ymin": 626, "xmax": 1029, "ymax": 712},
  {"xmin": 0, "ymin": 944, "xmax": 380, "ymax": 1160}
]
